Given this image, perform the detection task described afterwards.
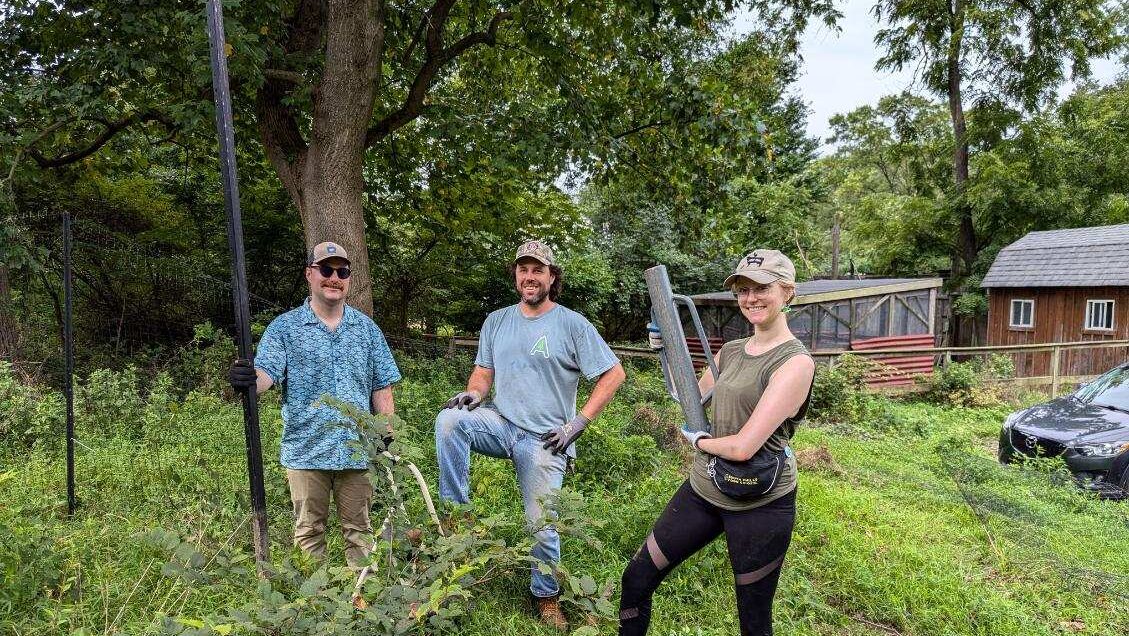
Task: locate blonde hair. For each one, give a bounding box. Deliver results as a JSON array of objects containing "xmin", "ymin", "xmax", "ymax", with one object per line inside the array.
[{"xmin": 779, "ymin": 281, "xmax": 796, "ymax": 305}]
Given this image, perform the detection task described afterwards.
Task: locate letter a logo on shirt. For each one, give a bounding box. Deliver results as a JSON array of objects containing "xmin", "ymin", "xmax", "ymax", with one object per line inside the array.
[{"xmin": 529, "ymin": 335, "xmax": 550, "ymax": 358}]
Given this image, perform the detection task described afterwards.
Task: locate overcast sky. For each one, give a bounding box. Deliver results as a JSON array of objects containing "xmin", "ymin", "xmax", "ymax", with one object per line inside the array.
[{"xmin": 732, "ymin": 0, "xmax": 1123, "ymax": 154}]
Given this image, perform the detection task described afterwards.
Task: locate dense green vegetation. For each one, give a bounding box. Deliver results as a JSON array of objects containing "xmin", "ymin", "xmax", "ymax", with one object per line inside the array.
[
  {"xmin": 3, "ymin": 350, "xmax": 1126, "ymax": 635},
  {"xmin": 2, "ymin": 2, "xmax": 1127, "ymax": 631}
]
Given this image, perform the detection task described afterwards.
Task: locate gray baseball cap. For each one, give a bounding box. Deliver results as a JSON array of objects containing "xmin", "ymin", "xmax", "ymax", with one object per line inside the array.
[
  {"xmin": 308, "ymin": 241, "xmax": 350, "ymax": 265},
  {"xmin": 513, "ymin": 240, "xmax": 555, "ymax": 266},
  {"xmin": 723, "ymin": 249, "xmax": 796, "ymax": 288}
]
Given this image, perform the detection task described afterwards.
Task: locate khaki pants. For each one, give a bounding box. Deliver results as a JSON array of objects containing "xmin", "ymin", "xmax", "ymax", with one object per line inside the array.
[{"xmin": 286, "ymin": 468, "xmax": 372, "ymax": 567}]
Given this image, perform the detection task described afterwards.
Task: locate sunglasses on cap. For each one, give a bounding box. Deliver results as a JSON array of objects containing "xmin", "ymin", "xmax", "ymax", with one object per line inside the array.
[{"xmin": 309, "ymin": 264, "xmax": 352, "ymax": 280}]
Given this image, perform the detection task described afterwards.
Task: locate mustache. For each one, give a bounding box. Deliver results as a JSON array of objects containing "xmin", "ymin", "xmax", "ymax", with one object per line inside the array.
[{"xmin": 322, "ymin": 282, "xmax": 345, "ymax": 290}]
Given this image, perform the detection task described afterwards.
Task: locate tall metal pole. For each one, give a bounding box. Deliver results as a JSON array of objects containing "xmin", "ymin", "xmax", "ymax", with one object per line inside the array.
[
  {"xmin": 205, "ymin": 0, "xmax": 270, "ymax": 566},
  {"xmin": 63, "ymin": 211, "xmax": 75, "ymax": 516}
]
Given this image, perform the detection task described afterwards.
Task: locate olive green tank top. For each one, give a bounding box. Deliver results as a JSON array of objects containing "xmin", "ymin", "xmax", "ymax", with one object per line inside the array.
[{"xmin": 689, "ymin": 337, "xmax": 811, "ymax": 511}]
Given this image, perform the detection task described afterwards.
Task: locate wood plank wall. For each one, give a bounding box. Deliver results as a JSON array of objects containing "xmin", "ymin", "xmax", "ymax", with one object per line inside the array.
[{"xmin": 986, "ymin": 286, "xmax": 1129, "ymax": 376}]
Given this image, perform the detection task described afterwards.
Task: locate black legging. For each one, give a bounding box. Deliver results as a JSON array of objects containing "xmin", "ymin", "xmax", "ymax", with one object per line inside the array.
[{"xmin": 619, "ymin": 481, "xmax": 796, "ymax": 636}]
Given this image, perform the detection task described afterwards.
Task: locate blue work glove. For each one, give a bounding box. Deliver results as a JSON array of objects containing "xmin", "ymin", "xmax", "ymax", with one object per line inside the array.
[
  {"xmin": 443, "ymin": 390, "xmax": 483, "ymax": 410},
  {"xmin": 646, "ymin": 322, "xmax": 663, "ymax": 350},
  {"xmin": 680, "ymin": 425, "xmax": 712, "ymax": 450},
  {"xmin": 541, "ymin": 413, "xmax": 591, "ymax": 455}
]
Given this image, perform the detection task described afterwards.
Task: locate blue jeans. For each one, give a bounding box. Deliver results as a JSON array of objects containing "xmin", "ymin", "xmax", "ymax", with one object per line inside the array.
[{"xmin": 435, "ymin": 406, "xmax": 566, "ymax": 598}]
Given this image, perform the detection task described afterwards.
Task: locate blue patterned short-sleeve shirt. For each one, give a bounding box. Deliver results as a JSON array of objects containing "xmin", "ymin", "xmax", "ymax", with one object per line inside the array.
[{"xmin": 254, "ymin": 299, "xmax": 402, "ymax": 469}]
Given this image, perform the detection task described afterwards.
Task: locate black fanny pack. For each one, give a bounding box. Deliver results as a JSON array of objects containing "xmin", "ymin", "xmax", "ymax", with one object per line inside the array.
[{"xmin": 706, "ymin": 446, "xmax": 792, "ymax": 500}]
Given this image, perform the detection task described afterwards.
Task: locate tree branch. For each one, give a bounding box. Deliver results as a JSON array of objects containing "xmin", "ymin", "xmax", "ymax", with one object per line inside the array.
[
  {"xmin": 253, "ymin": 0, "xmax": 325, "ymax": 189},
  {"xmin": 263, "ymin": 68, "xmax": 307, "ymax": 85},
  {"xmin": 612, "ymin": 120, "xmax": 669, "ymax": 140},
  {"xmin": 365, "ymin": 9, "xmax": 512, "ymax": 148},
  {"xmin": 28, "ymin": 110, "xmax": 174, "ymax": 169}
]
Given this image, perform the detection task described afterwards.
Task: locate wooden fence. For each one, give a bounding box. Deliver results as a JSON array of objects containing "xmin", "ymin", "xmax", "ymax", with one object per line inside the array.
[{"xmin": 447, "ymin": 337, "xmax": 1129, "ymax": 396}]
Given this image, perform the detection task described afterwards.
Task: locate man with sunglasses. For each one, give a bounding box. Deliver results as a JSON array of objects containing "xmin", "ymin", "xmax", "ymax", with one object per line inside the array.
[{"xmin": 228, "ymin": 241, "xmax": 401, "ymax": 567}]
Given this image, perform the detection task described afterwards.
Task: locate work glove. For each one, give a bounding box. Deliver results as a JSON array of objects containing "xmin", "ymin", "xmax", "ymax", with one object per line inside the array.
[
  {"xmin": 228, "ymin": 359, "xmax": 257, "ymax": 392},
  {"xmin": 541, "ymin": 413, "xmax": 591, "ymax": 455},
  {"xmin": 646, "ymin": 322, "xmax": 663, "ymax": 350},
  {"xmin": 680, "ymin": 424, "xmax": 712, "ymax": 450},
  {"xmin": 443, "ymin": 390, "xmax": 483, "ymax": 411}
]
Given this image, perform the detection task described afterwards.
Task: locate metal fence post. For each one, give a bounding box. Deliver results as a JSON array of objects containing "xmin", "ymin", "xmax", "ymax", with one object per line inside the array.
[
  {"xmin": 63, "ymin": 211, "xmax": 75, "ymax": 517},
  {"xmin": 1050, "ymin": 345, "xmax": 1061, "ymax": 396},
  {"xmin": 206, "ymin": 0, "xmax": 270, "ymax": 568}
]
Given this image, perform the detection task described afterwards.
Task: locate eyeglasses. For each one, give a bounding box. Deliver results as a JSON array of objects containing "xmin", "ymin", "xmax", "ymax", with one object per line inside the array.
[
  {"xmin": 310, "ymin": 264, "xmax": 352, "ymax": 280},
  {"xmin": 735, "ymin": 284, "xmax": 775, "ymax": 297}
]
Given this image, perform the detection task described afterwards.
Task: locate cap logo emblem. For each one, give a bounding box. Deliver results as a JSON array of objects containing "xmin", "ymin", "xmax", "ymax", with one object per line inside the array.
[
  {"xmin": 746, "ymin": 255, "xmax": 764, "ymax": 267},
  {"xmin": 327, "ymin": 245, "xmax": 337, "ymax": 254}
]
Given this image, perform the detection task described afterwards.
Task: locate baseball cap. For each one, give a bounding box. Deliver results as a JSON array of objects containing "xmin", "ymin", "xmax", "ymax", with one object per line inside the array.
[
  {"xmin": 308, "ymin": 241, "xmax": 350, "ymax": 265},
  {"xmin": 723, "ymin": 249, "xmax": 796, "ymax": 288},
  {"xmin": 513, "ymin": 240, "xmax": 555, "ymax": 266}
]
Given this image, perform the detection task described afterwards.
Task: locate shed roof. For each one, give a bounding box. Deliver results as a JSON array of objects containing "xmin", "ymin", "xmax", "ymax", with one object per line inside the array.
[
  {"xmin": 980, "ymin": 223, "xmax": 1129, "ymax": 288},
  {"xmin": 691, "ymin": 278, "xmax": 943, "ymax": 306}
]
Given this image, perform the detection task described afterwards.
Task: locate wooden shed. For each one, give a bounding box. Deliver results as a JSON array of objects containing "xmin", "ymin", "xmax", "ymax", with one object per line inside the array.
[
  {"xmin": 689, "ymin": 278, "xmax": 944, "ymax": 351},
  {"xmin": 981, "ymin": 223, "xmax": 1129, "ymax": 377}
]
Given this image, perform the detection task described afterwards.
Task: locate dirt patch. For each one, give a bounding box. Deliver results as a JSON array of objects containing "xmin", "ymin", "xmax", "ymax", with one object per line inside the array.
[{"xmin": 796, "ymin": 444, "xmax": 846, "ymax": 476}]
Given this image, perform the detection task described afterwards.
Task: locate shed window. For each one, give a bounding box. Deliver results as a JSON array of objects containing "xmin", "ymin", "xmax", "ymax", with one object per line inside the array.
[
  {"xmin": 1085, "ymin": 300, "xmax": 1115, "ymax": 331},
  {"xmin": 1009, "ymin": 299, "xmax": 1034, "ymax": 328}
]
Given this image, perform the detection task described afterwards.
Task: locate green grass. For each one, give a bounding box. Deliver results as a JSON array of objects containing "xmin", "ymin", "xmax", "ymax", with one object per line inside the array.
[{"xmin": 2, "ymin": 360, "xmax": 1127, "ymax": 635}]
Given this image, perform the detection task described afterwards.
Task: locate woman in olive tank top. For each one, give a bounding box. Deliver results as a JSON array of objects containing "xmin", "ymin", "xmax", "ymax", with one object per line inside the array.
[{"xmin": 619, "ymin": 250, "xmax": 815, "ymax": 636}]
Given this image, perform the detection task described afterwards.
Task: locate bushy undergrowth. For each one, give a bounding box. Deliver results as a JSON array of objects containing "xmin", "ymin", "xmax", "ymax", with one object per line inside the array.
[
  {"xmin": 919, "ymin": 354, "xmax": 1020, "ymax": 407},
  {"xmin": 2, "ymin": 352, "xmax": 1127, "ymax": 636}
]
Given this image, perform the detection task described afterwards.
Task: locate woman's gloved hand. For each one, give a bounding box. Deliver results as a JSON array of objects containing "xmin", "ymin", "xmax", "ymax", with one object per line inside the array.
[{"xmin": 680, "ymin": 424, "xmax": 711, "ymax": 450}]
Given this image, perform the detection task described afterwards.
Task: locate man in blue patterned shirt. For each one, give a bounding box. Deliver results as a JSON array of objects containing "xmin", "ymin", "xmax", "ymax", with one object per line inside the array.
[{"xmin": 229, "ymin": 241, "xmax": 401, "ymax": 567}]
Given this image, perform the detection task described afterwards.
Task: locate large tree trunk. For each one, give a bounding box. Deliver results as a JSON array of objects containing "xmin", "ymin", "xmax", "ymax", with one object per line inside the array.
[
  {"xmin": 258, "ymin": 0, "xmax": 383, "ymax": 316},
  {"xmin": 255, "ymin": 0, "xmax": 507, "ymax": 319},
  {"xmin": 945, "ymin": 0, "xmax": 979, "ymax": 346}
]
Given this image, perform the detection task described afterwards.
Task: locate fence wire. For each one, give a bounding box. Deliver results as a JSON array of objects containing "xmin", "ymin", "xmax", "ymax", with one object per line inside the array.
[{"xmin": 945, "ymin": 451, "xmax": 1129, "ymax": 603}]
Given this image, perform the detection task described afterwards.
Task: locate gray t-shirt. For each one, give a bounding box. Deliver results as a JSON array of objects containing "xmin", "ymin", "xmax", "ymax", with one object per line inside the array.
[{"xmin": 475, "ymin": 304, "xmax": 619, "ymax": 446}]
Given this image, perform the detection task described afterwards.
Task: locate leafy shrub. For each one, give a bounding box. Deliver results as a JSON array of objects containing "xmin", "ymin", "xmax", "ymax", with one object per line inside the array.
[
  {"xmin": 158, "ymin": 399, "xmax": 617, "ymax": 635},
  {"xmin": 76, "ymin": 367, "xmax": 147, "ymax": 438},
  {"xmin": 0, "ymin": 361, "xmax": 64, "ymax": 451},
  {"xmin": 808, "ymin": 354, "xmax": 879, "ymax": 424},
  {"xmin": 920, "ymin": 354, "xmax": 1015, "ymax": 407},
  {"xmin": 0, "ymin": 507, "xmax": 68, "ymax": 621},
  {"xmin": 170, "ymin": 322, "xmax": 237, "ymax": 397}
]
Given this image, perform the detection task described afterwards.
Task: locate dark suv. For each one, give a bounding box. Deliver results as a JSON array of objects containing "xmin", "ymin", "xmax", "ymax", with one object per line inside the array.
[{"xmin": 998, "ymin": 362, "xmax": 1129, "ymax": 496}]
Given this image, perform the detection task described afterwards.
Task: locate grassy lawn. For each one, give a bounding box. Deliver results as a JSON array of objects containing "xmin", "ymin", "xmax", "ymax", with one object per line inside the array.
[{"xmin": 2, "ymin": 358, "xmax": 1127, "ymax": 635}]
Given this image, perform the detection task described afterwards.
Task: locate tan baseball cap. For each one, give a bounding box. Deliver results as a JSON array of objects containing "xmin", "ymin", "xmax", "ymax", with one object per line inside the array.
[
  {"xmin": 514, "ymin": 240, "xmax": 555, "ymax": 266},
  {"xmin": 723, "ymin": 249, "xmax": 796, "ymax": 288},
  {"xmin": 308, "ymin": 241, "xmax": 350, "ymax": 265}
]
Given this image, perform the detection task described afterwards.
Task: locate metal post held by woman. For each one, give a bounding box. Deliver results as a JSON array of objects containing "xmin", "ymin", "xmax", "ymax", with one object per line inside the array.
[
  {"xmin": 205, "ymin": 0, "xmax": 270, "ymax": 567},
  {"xmin": 64, "ymin": 211, "xmax": 75, "ymax": 516},
  {"xmin": 644, "ymin": 265, "xmax": 710, "ymax": 433}
]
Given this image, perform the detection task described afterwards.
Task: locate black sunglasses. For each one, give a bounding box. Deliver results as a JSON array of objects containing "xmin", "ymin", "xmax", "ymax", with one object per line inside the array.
[{"xmin": 310, "ymin": 264, "xmax": 352, "ymax": 279}]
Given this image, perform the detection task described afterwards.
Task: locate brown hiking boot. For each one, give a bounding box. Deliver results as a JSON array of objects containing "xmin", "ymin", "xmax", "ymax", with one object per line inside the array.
[{"xmin": 534, "ymin": 595, "xmax": 568, "ymax": 631}]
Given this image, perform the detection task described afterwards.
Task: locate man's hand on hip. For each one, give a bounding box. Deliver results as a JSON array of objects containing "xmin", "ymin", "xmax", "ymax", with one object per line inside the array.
[
  {"xmin": 228, "ymin": 359, "xmax": 257, "ymax": 392},
  {"xmin": 443, "ymin": 390, "xmax": 483, "ymax": 411},
  {"xmin": 541, "ymin": 413, "xmax": 591, "ymax": 455}
]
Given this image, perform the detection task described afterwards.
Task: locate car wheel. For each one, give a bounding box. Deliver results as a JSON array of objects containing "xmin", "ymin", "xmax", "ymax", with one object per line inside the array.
[
  {"xmin": 997, "ymin": 431, "xmax": 1015, "ymax": 464},
  {"xmin": 1111, "ymin": 450, "xmax": 1129, "ymax": 490}
]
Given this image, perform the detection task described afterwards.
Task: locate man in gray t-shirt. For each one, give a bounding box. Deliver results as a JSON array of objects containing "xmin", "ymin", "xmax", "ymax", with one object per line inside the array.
[{"xmin": 435, "ymin": 240, "xmax": 625, "ymax": 630}]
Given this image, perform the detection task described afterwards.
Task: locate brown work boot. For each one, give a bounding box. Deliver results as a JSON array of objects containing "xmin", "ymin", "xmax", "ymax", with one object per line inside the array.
[{"xmin": 534, "ymin": 594, "xmax": 568, "ymax": 631}]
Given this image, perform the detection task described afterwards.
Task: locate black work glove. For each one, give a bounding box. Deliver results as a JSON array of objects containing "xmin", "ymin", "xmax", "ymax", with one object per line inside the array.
[
  {"xmin": 228, "ymin": 359, "xmax": 257, "ymax": 392},
  {"xmin": 443, "ymin": 390, "xmax": 483, "ymax": 411},
  {"xmin": 541, "ymin": 413, "xmax": 591, "ymax": 455}
]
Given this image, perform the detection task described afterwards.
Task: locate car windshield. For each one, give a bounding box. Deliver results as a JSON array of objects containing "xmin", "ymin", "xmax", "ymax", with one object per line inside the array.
[{"xmin": 1075, "ymin": 366, "xmax": 1129, "ymax": 410}]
